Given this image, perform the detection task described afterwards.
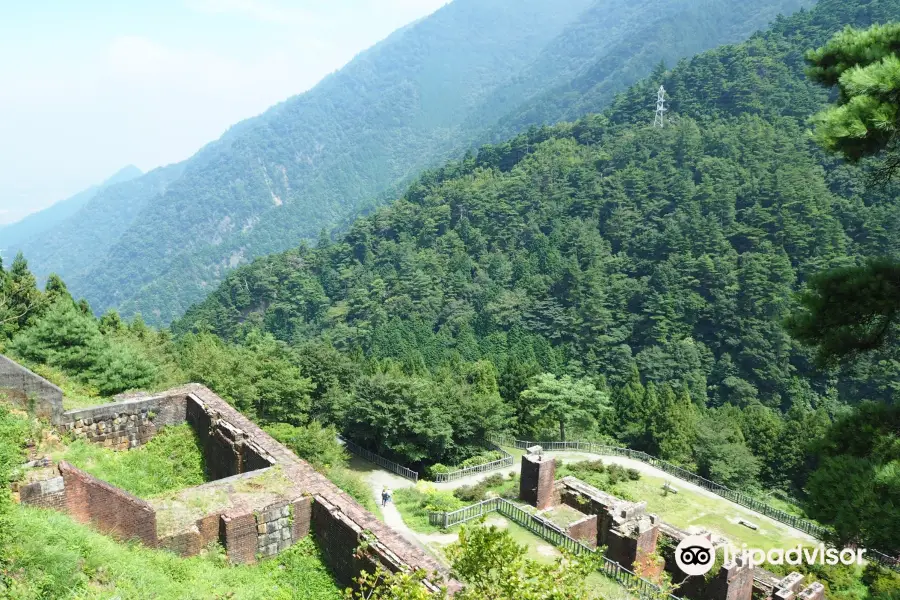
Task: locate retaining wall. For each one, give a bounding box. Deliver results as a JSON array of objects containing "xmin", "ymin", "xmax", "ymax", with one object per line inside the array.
[
  {"xmin": 61, "ymin": 391, "xmax": 189, "ymax": 449},
  {"xmin": 0, "ymin": 353, "xmax": 63, "ymax": 423},
  {"xmin": 58, "ymin": 461, "xmax": 158, "ymax": 548}
]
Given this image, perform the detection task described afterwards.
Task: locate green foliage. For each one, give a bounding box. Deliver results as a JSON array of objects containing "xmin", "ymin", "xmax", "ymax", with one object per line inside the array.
[
  {"xmin": 807, "ymin": 23, "xmax": 900, "ymax": 166},
  {"xmin": 0, "ymin": 404, "xmax": 31, "ymax": 572},
  {"xmin": 178, "ymin": 332, "xmax": 313, "ymax": 424},
  {"xmin": 57, "ymin": 424, "xmax": 206, "ymax": 498},
  {"xmin": 519, "ymin": 373, "xmax": 609, "ymax": 441},
  {"xmin": 264, "ymin": 421, "xmax": 348, "ymax": 471},
  {"xmin": 352, "ymin": 520, "xmax": 605, "ymax": 599},
  {"xmin": 804, "ymin": 402, "xmax": 900, "ymax": 555},
  {"xmin": 343, "ymin": 371, "xmax": 452, "ymax": 465},
  {"xmin": 4, "ymin": 507, "xmax": 341, "ymax": 599},
  {"xmin": 8, "ymin": 298, "xmax": 158, "ymax": 396},
  {"xmin": 392, "ymin": 485, "xmax": 465, "ymax": 533}
]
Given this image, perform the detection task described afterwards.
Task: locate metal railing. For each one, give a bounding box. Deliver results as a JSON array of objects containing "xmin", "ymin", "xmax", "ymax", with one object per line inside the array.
[
  {"xmin": 432, "ymin": 442, "xmax": 514, "ymax": 483},
  {"xmin": 339, "ymin": 437, "xmax": 419, "ymax": 482},
  {"xmin": 429, "ymin": 497, "xmax": 678, "ymax": 600},
  {"xmin": 487, "ymin": 435, "xmax": 900, "ymax": 573}
]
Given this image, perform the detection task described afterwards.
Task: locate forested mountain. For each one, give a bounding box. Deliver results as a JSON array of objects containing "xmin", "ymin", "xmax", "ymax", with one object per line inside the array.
[
  {"xmin": 178, "ymin": 0, "xmax": 900, "ymax": 407},
  {"xmin": 474, "ymin": 0, "xmax": 812, "ymax": 141},
  {"xmin": 0, "ymin": 165, "xmax": 141, "ymax": 252},
  {"xmin": 174, "ymin": 0, "xmax": 900, "ymax": 558},
  {"xmin": 25, "ymin": 0, "xmax": 812, "ymax": 325},
  {"xmin": 11, "ymin": 164, "xmax": 184, "ymax": 285}
]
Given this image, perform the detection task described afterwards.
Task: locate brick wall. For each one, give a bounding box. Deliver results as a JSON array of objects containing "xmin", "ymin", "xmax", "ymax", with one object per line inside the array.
[
  {"xmin": 59, "ymin": 461, "xmax": 158, "ymax": 547},
  {"xmin": 312, "ymin": 495, "xmax": 380, "ymax": 589},
  {"xmin": 520, "ymin": 455, "xmax": 556, "ymax": 510},
  {"xmin": 18, "ymin": 476, "xmax": 66, "ymax": 510},
  {"xmin": 222, "ymin": 510, "xmax": 260, "ymax": 564},
  {"xmin": 0, "ymin": 353, "xmax": 63, "ymax": 423},
  {"xmin": 187, "ymin": 395, "xmax": 274, "ymax": 480},
  {"xmin": 567, "ymin": 514, "xmax": 599, "ymax": 548},
  {"xmin": 61, "ymin": 391, "xmax": 189, "ymax": 450}
]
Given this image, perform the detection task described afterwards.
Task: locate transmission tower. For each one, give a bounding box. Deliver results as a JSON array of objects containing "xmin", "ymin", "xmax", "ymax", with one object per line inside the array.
[{"xmin": 654, "ymin": 85, "xmax": 667, "ymax": 128}]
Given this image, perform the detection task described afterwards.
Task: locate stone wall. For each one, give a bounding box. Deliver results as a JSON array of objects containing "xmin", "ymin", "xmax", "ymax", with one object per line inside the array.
[
  {"xmin": 61, "ymin": 390, "xmax": 189, "ymax": 449},
  {"xmin": 18, "ymin": 475, "xmax": 66, "ymax": 510},
  {"xmin": 256, "ymin": 502, "xmax": 295, "ymax": 558},
  {"xmin": 59, "ymin": 461, "xmax": 158, "ymax": 548},
  {"xmin": 0, "ymin": 353, "xmax": 63, "ymax": 423}
]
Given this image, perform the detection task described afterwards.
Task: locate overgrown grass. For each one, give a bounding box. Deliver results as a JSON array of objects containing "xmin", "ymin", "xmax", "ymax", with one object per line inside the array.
[
  {"xmin": 26, "ymin": 362, "xmax": 107, "ymax": 411},
  {"xmin": 54, "ymin": 424, "xmax": 207, "ymax": 498},
  {"xmin": 3, "ymin": 504, "xmax": 342, "ymax": 599},
  {"xmin": 326, "ymin": 465, "xmax": 381, "ymax": 516},
  {"xmin": 394, "ymin": 483, "xmax": 465, "ymax": 533}
]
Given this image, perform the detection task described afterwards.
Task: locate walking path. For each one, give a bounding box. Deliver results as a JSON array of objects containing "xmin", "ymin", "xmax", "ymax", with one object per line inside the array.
[{"xmin": 348, "ymin": 447, "xmax": 816, "ymax": 560}]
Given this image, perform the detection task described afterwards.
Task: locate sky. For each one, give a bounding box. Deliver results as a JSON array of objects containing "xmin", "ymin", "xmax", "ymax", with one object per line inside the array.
[{"xmin": 0, "ymin": 0, "xmax": 448, "ymax": 225}]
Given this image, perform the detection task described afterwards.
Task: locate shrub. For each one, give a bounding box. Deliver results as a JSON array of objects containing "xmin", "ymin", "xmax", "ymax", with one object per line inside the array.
[
  {"xmin": 265, "ymin": 421, "xmax": 348, "ymax": 471},
  {"xmin": 453, "ymin": 483, "xmax": 486, "ymax": 503},
  {"xmin": 626, "ymin": 468, "xmax": 641, "ymax": 481},
  {"xmin": 428, "ymin": 463, "xmax": 451, "ymax": 477},
  {"xmin": 483, "ymin": 473, "xmax": 506, "ymax": 487}
]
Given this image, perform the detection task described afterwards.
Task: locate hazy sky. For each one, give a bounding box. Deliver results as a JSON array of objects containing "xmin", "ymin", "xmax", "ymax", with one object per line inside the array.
[{"xmin": 0, "ymin": 0, "xmax": 448, "ymax": 225}]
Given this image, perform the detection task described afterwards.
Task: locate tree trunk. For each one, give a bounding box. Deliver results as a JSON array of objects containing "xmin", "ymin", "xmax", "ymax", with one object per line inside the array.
[{"xmin": 559, "ymin": 419, "xmax": 566, "ymax": 442}]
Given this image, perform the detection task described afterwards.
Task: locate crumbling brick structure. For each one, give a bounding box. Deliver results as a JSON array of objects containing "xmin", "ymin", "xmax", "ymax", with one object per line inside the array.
[{"xmin": 14, "ymin": 377, "xmax": 453, "ymax": 592}]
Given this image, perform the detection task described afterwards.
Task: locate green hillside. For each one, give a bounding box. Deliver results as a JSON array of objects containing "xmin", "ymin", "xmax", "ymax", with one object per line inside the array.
[
  {"xmin": 24, "ymin": 0, "xmax": 811, "ymax": 326},
  {"xmin": 174, "ymin": 0, "xmax": 900, "ymax": 560},
  {"xmin": 0, "ymin": 165, "xmax": 141, "ymax": 254}
]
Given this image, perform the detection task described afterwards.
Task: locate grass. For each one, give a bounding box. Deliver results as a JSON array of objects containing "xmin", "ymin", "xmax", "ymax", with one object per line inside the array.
[
  {"xmin": 394, "ymin": 484, "xmax": 466, "ymax": 533},
  {"xmin": 559, "ymin": 460, "xmax": 810, "ymax": 551},
  {"xmin": 326, "ymin": 465, "xmax": 382, "ymax": 517},
  {"xmin": 54, "ymin": 424, "xmax": 207, "ymax": 498},
  {"xmin": 3, "ymin": 504, "xmax": 342, "ymax": 600}
]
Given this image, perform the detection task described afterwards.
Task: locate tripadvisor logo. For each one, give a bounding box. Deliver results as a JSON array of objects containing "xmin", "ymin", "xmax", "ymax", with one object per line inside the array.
[{"xmin": 675, "ymin": 535, "xmax": 867, "ymax": 575}]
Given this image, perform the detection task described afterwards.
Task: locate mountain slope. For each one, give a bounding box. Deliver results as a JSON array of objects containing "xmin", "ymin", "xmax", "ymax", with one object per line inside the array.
[
  {"xmin": 175, "ymin": 0, "xmax": 900, "ymax": 410},
  {"xmin": 14, "ymin": 163, "xmax": 185, "ymax": 284},
  {"xmin": 44, "ymin": 0, "xmax": 810, "ymax": 325},
  {"xmin": 0, "ymin": 166, "xmax": 141, "ymax": 253},
  {"xmin": 470, "ymin": 0, "xmax": 813, "ymax": 141}
]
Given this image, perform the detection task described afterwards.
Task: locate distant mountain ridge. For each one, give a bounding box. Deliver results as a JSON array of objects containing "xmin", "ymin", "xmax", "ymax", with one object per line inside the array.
[
  {"xmin": 0, "ymin": 166, "xmax": 141, "ymax": 254},
  {"xmin": 20, "ymin": 0, "xmax": 815, "ymax": 324}
]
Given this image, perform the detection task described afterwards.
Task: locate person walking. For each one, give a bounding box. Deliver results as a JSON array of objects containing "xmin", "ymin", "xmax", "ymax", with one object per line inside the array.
[
  {"xmin": 384, "ymin": 487, "xmax": 393, "ymax": 507},
  {"xmin": 382, "ymin": 487, "xmax": 389, "ymax": 507}
]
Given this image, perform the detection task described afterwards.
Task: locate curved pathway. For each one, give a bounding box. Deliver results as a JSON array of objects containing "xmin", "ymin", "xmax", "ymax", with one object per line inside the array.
[{"xmin": 349, "ymin": 448, "xmax": 816, "ymax": 560}]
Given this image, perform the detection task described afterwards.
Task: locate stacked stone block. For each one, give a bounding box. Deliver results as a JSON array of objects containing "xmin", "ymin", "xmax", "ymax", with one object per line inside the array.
[
  {"xmin": 256, "ymin": 503, "xmax": 294, "ymax": 557},
  {"xmin": 62, "ymin": 392, "xmax": 189, "ymax": 450}
]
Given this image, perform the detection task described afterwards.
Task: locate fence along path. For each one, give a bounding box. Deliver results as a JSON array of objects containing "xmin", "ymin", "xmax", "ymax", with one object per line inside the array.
[
  {"xmin": 432, "ymin": 442, "xmax": 514, "ymax": 483},
  {"xmin": 429, "ymin": 497, "xmax": 678, "ymax": 600},
  {"xmin": 339, "ymin": 437, "xmax": 419, "ymax": 482},
  {"xmin": 487, "ymin": 435, "xmax": 899, "ymax": 573}
]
